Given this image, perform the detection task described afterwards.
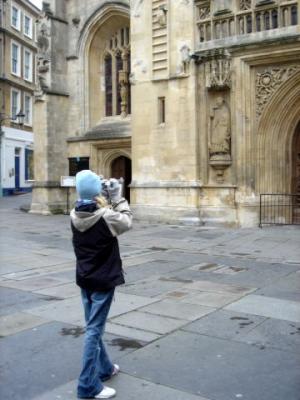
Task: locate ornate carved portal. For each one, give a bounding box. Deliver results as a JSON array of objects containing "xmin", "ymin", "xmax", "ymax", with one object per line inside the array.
[{"xmin": 292, "ymin": 123, "xmax": 300, "ymax": 223}]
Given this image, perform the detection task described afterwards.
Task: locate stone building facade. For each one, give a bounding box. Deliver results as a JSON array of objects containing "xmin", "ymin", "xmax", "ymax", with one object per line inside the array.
[
  {"xmin": 0, "ymin": 0, "xmax": 39, "ymax": 195},
  {"xmin": 30, "ymin": 0, "xmax": 300, "ymax": 227}
]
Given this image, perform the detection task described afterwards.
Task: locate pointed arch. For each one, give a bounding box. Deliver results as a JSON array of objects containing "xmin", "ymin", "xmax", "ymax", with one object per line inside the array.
[
  {"xmin": 256, "ymin": 70, "xmax": 300, "ymax": 194},
  {"xmin": 76, "ymin": 2, "xmax": 130, "ymax": 57},
  {"xmin": 74, "ymin": 2, "xmax": 130, "ymax": 132}
]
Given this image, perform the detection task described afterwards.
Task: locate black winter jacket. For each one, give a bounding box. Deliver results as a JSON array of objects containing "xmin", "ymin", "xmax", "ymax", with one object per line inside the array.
[{"xmin": 71, "ymin": 199, "xmax": 133, "ymax": 291}]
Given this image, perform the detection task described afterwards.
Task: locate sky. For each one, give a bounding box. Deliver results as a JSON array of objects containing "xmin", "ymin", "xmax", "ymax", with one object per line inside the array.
[{"xmin": 29, "ymin": 0, "xmax": 42, "ymax": 9}]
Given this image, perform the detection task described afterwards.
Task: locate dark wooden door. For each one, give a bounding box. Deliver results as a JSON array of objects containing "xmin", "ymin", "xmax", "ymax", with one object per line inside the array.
[
  {"xmin": 15, "ymin": 155, "xmax": 20, "ymax": 189},
  {"xmin": 111, "ymin": 156, "xmax": 131, "ymax": 202},
  {"xmin": 292, "ymin": 124, "xmax": 300, "ymax": 222}
]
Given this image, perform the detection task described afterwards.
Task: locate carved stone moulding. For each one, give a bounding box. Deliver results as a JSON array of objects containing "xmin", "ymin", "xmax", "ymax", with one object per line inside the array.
[
  {"xmin": 195, "ymin": 0, "xmax": 211, "ymax": 20},
  {"xmin": 256, "ymin": 65, "xmax": 300, "ymax": 119},
  {"xmin": 239, "ymin": 0, "xmax": 252, "ymax": 11},
  {"xmin": 209, "ymin": 156, "xmax": 232, "ymax": 184},
  {"xmin": 201, "ymin": 48, "xmax": 232, "ymax": 90}
]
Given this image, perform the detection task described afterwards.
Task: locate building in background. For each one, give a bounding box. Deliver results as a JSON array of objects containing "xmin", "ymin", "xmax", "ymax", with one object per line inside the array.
[
  {"xmin": 30, "ymin": 0, "xmax": 300, "ymax": 226},
  {"xmin": 0, "ymin": 0, "xmax": 39, "ymax": 195}
]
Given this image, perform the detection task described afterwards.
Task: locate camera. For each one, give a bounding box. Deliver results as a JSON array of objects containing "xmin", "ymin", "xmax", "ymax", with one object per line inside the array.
[{"xmin": 100, "ymin": 177, "xmax": 125, "ymax": 201}]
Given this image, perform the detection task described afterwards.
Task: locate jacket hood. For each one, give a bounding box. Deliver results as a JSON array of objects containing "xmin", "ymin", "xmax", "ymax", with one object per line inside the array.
[{"xmin": 70, "ymin": 208, "xmax": 106, "ymax": 232}]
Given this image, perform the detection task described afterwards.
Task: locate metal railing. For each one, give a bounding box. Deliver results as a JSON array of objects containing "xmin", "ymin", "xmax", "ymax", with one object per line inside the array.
[{"xmin": 259, "ymin": 194, "xmax": 300, "ymax": 227}]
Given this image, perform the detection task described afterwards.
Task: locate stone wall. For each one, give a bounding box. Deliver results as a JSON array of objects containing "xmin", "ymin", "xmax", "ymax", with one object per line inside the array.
[{"xmin": 31, "ymin": 0, "xmax": 300, "ymax": 226}]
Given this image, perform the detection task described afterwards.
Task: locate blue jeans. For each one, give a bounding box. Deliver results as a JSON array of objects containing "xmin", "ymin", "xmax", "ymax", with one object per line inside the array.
[{"xmin": 77, "ymin": 288, "xmax": 115, "ymax": 399}]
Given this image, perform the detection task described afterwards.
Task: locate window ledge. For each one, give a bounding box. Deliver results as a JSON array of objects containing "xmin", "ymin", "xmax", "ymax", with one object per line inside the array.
[{"xmin": 11, "ymin": 72, "xmax": 21, "ymax": 78}]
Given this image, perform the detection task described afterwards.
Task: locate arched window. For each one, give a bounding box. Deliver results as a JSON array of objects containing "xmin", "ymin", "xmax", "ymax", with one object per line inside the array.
[
  {"xmin": 291, "ymin": 6, "xmax": 298, "ymax": 26},
  {"xmin": 272, "ymin": 10, "xmax": 278, "ymax": 29},
  {"xmin": 116, "ymin": 52, "xmax": 123, "ymax": 115},
  {"xmin": 256, "ymin": 13, "xmax": 261, "ymax": 32},
  {"xmin": 264, "ymin": 11, "xmax": 270, "ymax": 30},
  {"xmin": 105, "ymin": 54, "xmax": 112, "ymax": 117},
  {"xmin": 246, "ymin": 15, "xmax": 252, "ymax": 33},
  {"xmin": 282, "ymin": 8, "xmax": 289, "ymax": 27},
  {"xmin": 104, "ymin": 27, "xmax": 131, "ymax": 117}
]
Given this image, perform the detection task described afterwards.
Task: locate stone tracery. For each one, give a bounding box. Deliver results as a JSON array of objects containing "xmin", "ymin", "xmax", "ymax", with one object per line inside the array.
[
  {"xmin": 104, "ymin": 27, "xmax": 131, "ymax": 117},
  {"xmin": 195, "ymin": 0, "xmax": 298, "ymax": 43},
  {"xmin": 256, "ymin": 65, "xmax": 300, "ymax": 119}
]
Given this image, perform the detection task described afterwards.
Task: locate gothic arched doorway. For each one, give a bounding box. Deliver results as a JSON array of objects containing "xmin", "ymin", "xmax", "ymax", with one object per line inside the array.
[
  {"xmin": 292, "ymin": 123, "xmax": 300, "ymax": 222},
  {"xmin": 111, "ymin": 156, "xmax": 131, "ymax": 202}
]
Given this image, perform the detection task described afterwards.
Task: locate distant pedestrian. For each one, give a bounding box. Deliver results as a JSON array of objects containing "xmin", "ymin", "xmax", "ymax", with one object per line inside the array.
[{"xmin": 71, "ymin": 170, "xmax": 132, "ymax": 399}]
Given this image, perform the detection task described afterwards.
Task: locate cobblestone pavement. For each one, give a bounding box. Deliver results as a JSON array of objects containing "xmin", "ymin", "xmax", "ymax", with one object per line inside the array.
[{"xmin": 1, "ymin": 194, "xmax": 300, "ymax": 400}]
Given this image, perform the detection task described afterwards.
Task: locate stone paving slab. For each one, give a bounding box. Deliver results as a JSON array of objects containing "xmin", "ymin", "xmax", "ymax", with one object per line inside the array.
[
  {"xmin": 43, "ymin": 269, "xmax": 75, "ymax": 283},
  {"xmin": 148, "ymin": 250, "xmax": 208, "ymax": 265},
  {"xmin": 0, "ymin": 252, "xmax": 39, "ymax": 263},
  {"xmin": 105, "ymin": 322, "xmax": 161, "ymax": 342},
  {"xmin": 33, "ymin": 282, "xmax": 80, "ymax": 299},
  {"xmin": 182, "ymin": 310, "xmax": 267, "ymax": 340},
  {"xmin": 119, "ymin": 330, "xmax": 300, "ymax": 400},
  {"xmin": 31, "ymin": 374, "xmax": 211, "ymax": 400},
  {"xmin": 0, "ymin": 319, "xmax": 140, "ymax": 400},
  {"xmin": 111, "ymin": 311, "xmax": 188, "ymax": 334},
  {"xmin": 0, "ymin": 262, "xmax": 38, "ymax": 274},
  {"xmin": 236, "ymin": 318, "xmax": 300, "ymax": 353},
  {"xmin": 255, "ymin": 271, "xmax": 300, "ymax": 302},
  {"xmin": 1, "ymin": 261, "xmax": 75, "ymax": 281},
  {"xmin": 32, "ymin": 248, "xmax": 75, "ymax": 259},
  {"xmin": 2, "ymin": 254, "xmax": 73, "ymax": 269},
  {"xmin": 225, "ymin": 294, "xmax": 300, "ymax": 323},
  {"xmin": 0, "ymin": 276, "xmax": 68, "ymax": 291},
  {"xmin": 0, "ymin": 321, "xmax": 83, "ymax": 400},
  {"xmin": 0, "ymin": 312, "xmax": 49, "ymax": 337},
  {"xmin": 139, "ymin": 298, "xmax": 215, "ymax": 321},
  {"xmin": 122, "ymin": 253, "xmax": 160, "ymax": 267},
  {"xmin": 119, "ymin": 275, "xmax": 185, "ymax": 297},
  {"xmin": 122, "ymin": 260, "xmax": 188, "ymax": 283},
  {"xmin": 181, "ymin": 291, "xmax": 245, "ymax": 308},
  {"xmin": 183, "ymin": 280, "xmax": 255, "ymax": 295},
  {"xmin": 0, "ymin": 287, "xmax": 56, "ymax": 317},
  {"xmin": 183, "ymin": 260, "xmax": 299, "ymax": 288},
  {"xmin": 109, "ymin": 292, "xmax": 159, "ymax": 318},
  {"xmin": 26, "ymin": 296, "xmax": 85, "ymax": 326}
]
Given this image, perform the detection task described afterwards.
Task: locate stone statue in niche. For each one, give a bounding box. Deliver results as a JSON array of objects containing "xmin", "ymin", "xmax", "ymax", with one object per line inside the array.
[
  {"xmin": 37, "ymin": 23, "xmax": 50, "ymax": 55},
  {"xmin": 35, "ymin": 18, "xmax": 51, "ymax": 99},
  {"xmin": 180, "ymin": 44, "xmax": 191, "ymax": 74},
  {"xmin": 209, "ymin": 97, "xmax": 231, "ymax": 157},
  {"xmin": 157, "ymin": 5, "xmax": 167, "ymax": 26}
]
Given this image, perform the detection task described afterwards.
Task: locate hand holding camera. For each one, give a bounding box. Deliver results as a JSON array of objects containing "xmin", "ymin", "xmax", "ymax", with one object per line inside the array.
[{"xmin": 101, "ymin": 178, "xmax": 124, "ymax": 203}]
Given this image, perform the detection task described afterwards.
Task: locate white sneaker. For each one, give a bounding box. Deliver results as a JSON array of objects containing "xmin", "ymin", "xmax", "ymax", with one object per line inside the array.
[
  {"xmin": 112, "ymin": 364, "xmax": 120, "ymax": 376},
  {"xmin": 95, "ymin": 386, "xmax": 116, "ymax": 399}
]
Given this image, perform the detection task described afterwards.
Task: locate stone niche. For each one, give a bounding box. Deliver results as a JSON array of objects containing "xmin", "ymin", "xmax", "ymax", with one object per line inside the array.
[
  {"xmin": 202, "ymin": 49, "xmax": 232, "ymax": 184},
  {"xmin": 208, "ymin": 93, "xmax": 232, "ymax": 184},
  {"xmin": 212, "ymin": 0, "xmax": 233, "ymax": 15}
]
